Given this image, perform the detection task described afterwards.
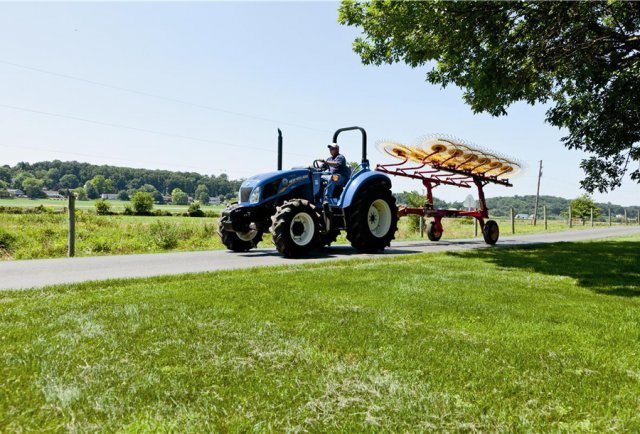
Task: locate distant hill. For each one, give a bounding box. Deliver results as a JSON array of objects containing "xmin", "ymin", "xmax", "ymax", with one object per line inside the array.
[
  {"xmin": 395, "ymin": 193, "xmax": 638, "ymax": 219},
  {"xmin": 0, "ymin": 160, "xmax": 241, "ymax": 201}
]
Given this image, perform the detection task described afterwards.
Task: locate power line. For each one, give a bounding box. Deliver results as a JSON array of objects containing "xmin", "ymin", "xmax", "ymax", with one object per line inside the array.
[
  {"xmin": 0, "ymin": 59, "xmax": 331, "ymax": 135},
  {"xmin": 0, "ymin": 103, "xmax": 317, "ymax": 160}
]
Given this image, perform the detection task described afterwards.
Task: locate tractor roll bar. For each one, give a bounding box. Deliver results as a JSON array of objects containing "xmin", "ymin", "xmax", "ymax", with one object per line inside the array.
[{"xmin": 332, "ymin": 126, "xmax": 368, "ymax": 164}]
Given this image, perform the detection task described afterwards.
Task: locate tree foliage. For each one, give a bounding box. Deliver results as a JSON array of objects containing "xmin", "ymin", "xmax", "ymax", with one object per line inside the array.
[
  {"xmin": 130, "ymin": 192, "xmax": 154, "ymax": 215},
  {"xmin": 22, "ymin": 178, "xmax": 45, "ymax": 199},
  {"xmin": 84, "ymin": 182, "xmax": 99, "ymax": 200},
  {"xmin": 94, "ymin": 199, "xmax": 112, "ymax": 216},
  {"xmin": 195, "ymin": 184, "xmax": 210, "ymax": 204},
  {"xmin": 1, "ymin": 160, "xmax": 241, "ymax": 200},
  {"xmin": 339, "ymin": 1, "xmax": 640, "ymax": 192},
  {"xmin": 570, "ymin": 194, "xmax": 602, "ymax": 224},
  {"xmin": 171, "ymin": 188, "xmax": 189, "ymax": 206}
]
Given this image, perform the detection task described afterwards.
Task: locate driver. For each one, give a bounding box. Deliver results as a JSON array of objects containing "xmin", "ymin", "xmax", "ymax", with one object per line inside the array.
[{"xmin": 320, "ymin": 143, "xmax": 349, "ymax": 178}]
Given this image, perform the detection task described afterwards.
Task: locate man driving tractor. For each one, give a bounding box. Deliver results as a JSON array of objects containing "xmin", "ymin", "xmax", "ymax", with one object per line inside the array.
[{"xmin": 319, "ymin": 143, "xmax": 350, "ymax": 200}]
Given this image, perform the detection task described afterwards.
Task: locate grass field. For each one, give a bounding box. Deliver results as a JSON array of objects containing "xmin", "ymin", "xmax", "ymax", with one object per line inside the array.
[
  {"xmin": 1, "ymin": 236, "xmax": 639, "ymax": 431},
  {"xmin": 0, "ymin": 213, "xmax": 224, "ymax": 260},
  {"xmin": 2, "ymin": 199, "xmax": 631, "ymax": 260}
]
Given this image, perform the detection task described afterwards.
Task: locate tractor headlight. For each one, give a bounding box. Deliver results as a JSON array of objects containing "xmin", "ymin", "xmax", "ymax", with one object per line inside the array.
[{"xmin": 249, "ymin": 186, "xmax": 261, "ymax": 204}]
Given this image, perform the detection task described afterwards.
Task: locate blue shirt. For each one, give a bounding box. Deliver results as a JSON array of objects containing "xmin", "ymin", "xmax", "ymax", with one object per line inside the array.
[{"xmin": 327, "ymin": 153, "xmax": 349, "ymax": 178}]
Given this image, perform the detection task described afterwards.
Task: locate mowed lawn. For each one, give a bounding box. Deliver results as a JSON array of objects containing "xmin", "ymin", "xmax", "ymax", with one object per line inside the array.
[{"xmin": 1, "ymin": 237, "xmax": 639, "ymax": 431}]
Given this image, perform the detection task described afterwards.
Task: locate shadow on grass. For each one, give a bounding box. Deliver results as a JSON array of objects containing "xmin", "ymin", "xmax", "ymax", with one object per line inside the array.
[{"xmin": 448, "ymin": 240, "xmax": 640, "ymax": 297}]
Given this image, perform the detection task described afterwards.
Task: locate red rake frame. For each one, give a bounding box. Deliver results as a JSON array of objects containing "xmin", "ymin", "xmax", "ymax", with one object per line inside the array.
[{"xmin": 376, "ymin": 148, "xmax": 512, "ymax": 237}]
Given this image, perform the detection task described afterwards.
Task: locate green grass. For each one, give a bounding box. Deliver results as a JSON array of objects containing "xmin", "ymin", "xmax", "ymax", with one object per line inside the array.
[
  {"xmin": 1, "ymin": 236, "xmax": 639, "ymax": 431},
  {"xmin": 0, "ymin": 213, "xmax": 224, "ymax": 259}
]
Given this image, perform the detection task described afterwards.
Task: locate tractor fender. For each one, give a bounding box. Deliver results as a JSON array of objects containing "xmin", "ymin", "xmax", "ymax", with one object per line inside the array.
[{"xmin": 339, "ymin": 171, "xmax": 391, "ymax": 209}]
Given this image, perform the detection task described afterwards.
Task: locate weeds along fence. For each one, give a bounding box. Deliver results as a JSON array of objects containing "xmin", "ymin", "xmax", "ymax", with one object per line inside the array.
[{"xmin": 0, "ymin": 197, "xmax": 222, "ymax": 260}]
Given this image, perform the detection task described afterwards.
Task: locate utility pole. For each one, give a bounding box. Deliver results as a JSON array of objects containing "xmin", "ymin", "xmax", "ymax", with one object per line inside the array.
[{"xmin": 533, "ymin": 160, "xmax": 542, "ymax": 226}]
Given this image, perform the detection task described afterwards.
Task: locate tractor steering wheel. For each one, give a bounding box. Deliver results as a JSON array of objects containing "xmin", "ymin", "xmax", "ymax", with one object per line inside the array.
[{"xmin": 313, "ymin": 159, "xmax": 328, "ymax": 171}]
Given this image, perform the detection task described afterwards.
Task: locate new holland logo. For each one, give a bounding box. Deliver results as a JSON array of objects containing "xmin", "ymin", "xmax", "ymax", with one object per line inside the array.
[{"xmin": 279, "ymin": 175, "xmax": 307, "ymax": 193}]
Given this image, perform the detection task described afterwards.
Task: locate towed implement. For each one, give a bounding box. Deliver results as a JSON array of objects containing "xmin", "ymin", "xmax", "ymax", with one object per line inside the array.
[{"xmin": 376, "ymin": 135, "xmax": 522, "ymax": 244}]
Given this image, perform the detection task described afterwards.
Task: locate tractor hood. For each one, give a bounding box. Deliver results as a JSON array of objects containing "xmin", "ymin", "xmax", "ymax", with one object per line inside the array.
[
  {"xmin": 240, "ymin": 169, "xmax": 310, "ymax": 189},
  {"xmin": 238, "ymin": 169, "xmax": 312, "ymax": 205}
]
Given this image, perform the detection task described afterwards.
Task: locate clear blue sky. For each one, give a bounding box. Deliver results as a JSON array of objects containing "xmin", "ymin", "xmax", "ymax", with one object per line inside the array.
[{"xmin": 0, "ymin": 2, "xmax": 638, "ymax": 205}]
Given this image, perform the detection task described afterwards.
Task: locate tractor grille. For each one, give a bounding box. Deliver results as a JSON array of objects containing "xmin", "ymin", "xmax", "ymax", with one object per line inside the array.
[{"xmin": 239, "ymin": 187, "xmax": 253, "ymax": 203}]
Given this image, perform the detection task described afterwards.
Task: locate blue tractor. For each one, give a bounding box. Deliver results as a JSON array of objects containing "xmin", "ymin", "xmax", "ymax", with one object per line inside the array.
[{"xmin": 218, "ymin": 126, "xmax": 398, "ymax": 257}]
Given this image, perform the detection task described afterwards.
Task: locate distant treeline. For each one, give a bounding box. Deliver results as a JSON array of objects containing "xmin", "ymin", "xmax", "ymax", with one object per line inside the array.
[
  {"xmin": 0, "ymin": 160, "xmax": 242, "ymax": 203},
  {"xmin": 395, "ymin": 192, "xmax": 639, "ymax": 219}
]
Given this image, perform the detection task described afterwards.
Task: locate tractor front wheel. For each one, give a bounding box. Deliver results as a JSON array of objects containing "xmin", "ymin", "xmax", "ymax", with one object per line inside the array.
[
  {"xmin": 482, "ymin": 220, "xmax": 499, "ymax": 245},
  {"xmin": 346, "ymin": 183, "xmax": 398, "ymax": 253},
  {"xmin": 270, "ymin": 199, "xmax": 319, "ymax": 258},
  {"xmin": 217, "ymin": 216, "xmax": 263, "ymax": 252}
]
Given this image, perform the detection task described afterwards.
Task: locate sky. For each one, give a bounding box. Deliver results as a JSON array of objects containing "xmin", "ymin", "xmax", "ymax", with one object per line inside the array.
[{"xmin": 0, "ymin": 2, "xmax": 638, "ymax": 205}]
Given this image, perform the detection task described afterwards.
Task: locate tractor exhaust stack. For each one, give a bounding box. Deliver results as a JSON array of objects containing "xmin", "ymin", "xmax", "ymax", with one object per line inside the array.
[{"xmin": 277, "ymin": 128, "xmax": 283, "ymax": 170}]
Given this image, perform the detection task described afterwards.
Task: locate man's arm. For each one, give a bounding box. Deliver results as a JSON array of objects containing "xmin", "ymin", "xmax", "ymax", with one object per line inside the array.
[{"xmin": 321, "ymin": 155, "xmax": 345, "ymax": 168}]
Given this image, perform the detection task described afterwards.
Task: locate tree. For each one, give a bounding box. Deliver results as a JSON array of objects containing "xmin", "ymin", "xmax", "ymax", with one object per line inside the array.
[
  {"xmin": 339, "ymin": 2, "xmax": 640, "ymax": 193},
  {"xmin": 195, "ymin": 184, "xmax": 210, "ymax": 205},
  {"xmin": 89, "ymin": 175, "xmax": 107, "ymax": 194},
  {"xmin": 117, "ymin": 190, "xmax": 129, "ymax": 201},
  {"xmin": 22, "ymin": 178, "xmax": 45, "ymax": 198},
  {"xmin": 171, "ymin": 188, "xmax": 189, "ymax": 205},
  {"xmin": 94, "ymin": 199, "xmax": 112, "ymax": 215},
  {"xmin": 84, "ymin": 182, "xmax": 99, "ymax": 199},
  {"xmin": 12, "ymin": 172, "xmax": 34, "ymax": 190},
  {"xmin": 188, "ymin": 201, "xmax": 205, "ymax": 217},
  {"xmin": 0, "ymin": 166, "xmax": 11, "ymax": 184},
  {"xmin": 72, "ymin": 187, "xmax": 88, "ymax": 201},
  {"xmin": 130, "ymin": 192, "xmax": 154, "ymax": 215},
  {"xmin": 59, "ymin": 174, "xmax": 79, "ymax": 189},
  {"xmin": 570, "ymin": 194, "xmax": 602, "ymax": 224}
]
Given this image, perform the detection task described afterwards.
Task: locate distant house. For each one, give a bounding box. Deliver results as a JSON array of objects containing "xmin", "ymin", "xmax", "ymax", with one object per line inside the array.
[
  {"xmin": 6, "ymin": 189, "xmax": 25, "ymax": 198},
  {"xmin": 208, "ymin": 197, "xmax": 222, "ymax": 205},
  {"xmin": 100, "ymin": 193, "xmax": 119, "ymax": 200},
  {"xmin": 43, "ymin": 190, "xmax": 64, "ymax": 199},
  {"xmin": 162, "ymin": 195, "xmax": 172, "ymax": 203},
  {"xmin": 515, "ymin": 213, "xmax": 530, "ymax": 219}
]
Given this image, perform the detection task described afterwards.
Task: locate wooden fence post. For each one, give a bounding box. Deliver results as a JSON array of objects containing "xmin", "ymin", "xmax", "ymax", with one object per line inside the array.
[
  {"xmin": 419, "ymin": 216, "xmax": 424, "ymax": 238},
  {"xmin": 590, "ymin": 208, "xmax": 593, "ymax": 227},
  {"xmin": 511, "ymin": 208, "xmax": 515, "ymax": 234},
  {"xmin": 569, "ymin": 206, "xmax": 572, "ymax": 228},
  {"xmin": 543, "ymin": 205, "xmax": 547, "ymax": 230},
  {"xmin": 608, "ymin": 207, "xmax": 611, "ymax": 226},
  {"xmin": 68, "ymin": 192, "xmax": 75, "ymax": 257},
  {"xmin": 624, "ymin": 208, "xmax": 628, "ymax": 225},
  {"xmin": 474, "ymin": 218, "xmax": 478, "ymax": 237}
]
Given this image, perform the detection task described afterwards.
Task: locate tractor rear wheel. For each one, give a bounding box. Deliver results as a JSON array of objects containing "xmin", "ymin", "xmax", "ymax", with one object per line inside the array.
[
  {"xmin": 217, "ymin": 216, "xmax": 263, "ymax": 252},
  {"xmin": 482, "ymin": 220, "xmax": 499, "ymax": 245},
  {"xmin": 270, "ymin": 199, "xmax": 319, "ymax": 257},
  {"xmin": 427, "ymin": 220, "xmax": 443, "ymax": 241},
  {"xmin": 346, "ymin": 183, "xmax": 398, "ymax": 253}
]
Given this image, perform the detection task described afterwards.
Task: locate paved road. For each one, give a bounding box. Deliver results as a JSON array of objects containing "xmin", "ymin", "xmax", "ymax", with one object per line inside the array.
[{"xmin": 1, "ymin": 226, "xmax": 638, "ymax": 291}]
